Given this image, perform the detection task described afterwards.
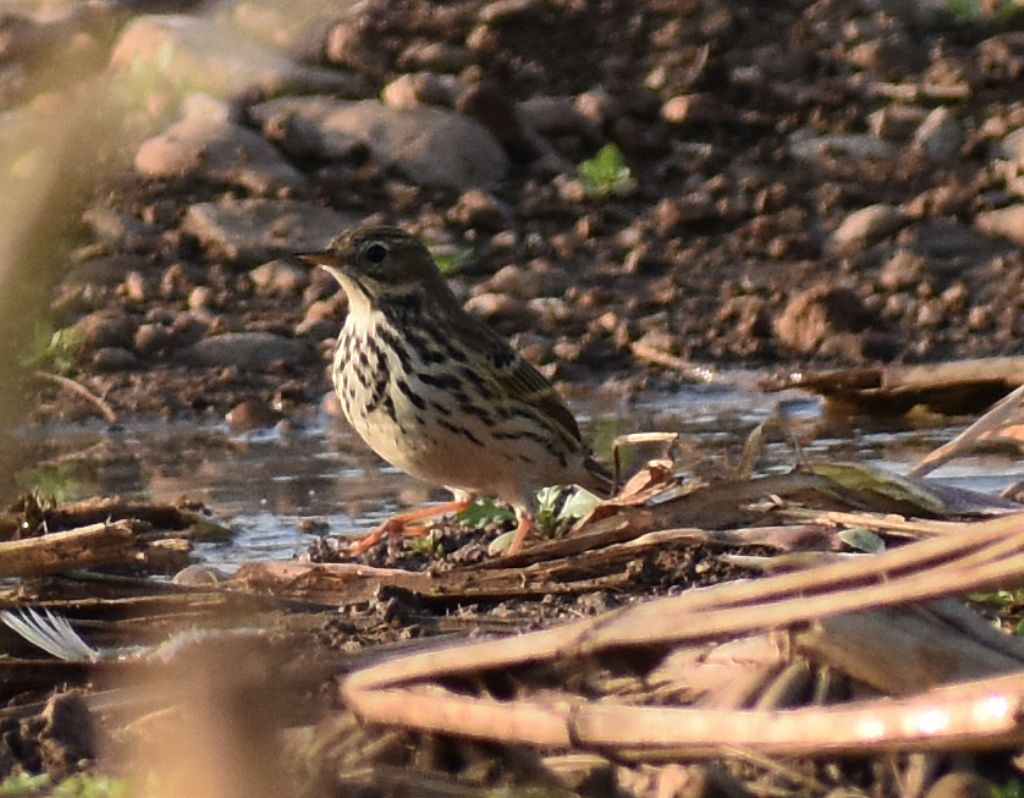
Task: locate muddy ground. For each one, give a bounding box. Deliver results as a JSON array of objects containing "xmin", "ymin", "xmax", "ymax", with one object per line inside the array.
[
  {"xmin": 5, "ymin": 0, "xmax": 1024, "ymax": 795},
  {"xmin": 7, "ymin": 0, "xmax": 1024, "ymax": 424}
]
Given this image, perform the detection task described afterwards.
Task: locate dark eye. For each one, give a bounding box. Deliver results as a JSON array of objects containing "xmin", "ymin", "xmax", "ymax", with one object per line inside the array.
[{"xmin": 365, "ymin": 243, "xmax": 388, "ymax": 264}]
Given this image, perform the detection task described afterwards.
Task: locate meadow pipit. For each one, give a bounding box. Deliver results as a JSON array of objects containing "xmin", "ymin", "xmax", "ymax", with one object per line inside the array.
[{"xmin": 299, "ymin": 225, "xmax": 609, "ymax": 555}]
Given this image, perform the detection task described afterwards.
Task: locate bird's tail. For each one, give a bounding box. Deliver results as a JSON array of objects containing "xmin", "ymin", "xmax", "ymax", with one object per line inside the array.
[{"xmin": 581, "ymin": 454, "xmax": 614, "ymax": 497}]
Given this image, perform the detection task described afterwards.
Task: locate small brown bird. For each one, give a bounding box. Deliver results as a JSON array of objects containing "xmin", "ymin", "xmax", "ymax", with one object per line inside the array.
[{"xmin": 299, "ymin": 225, "xmax": 609, "ymax": 555}]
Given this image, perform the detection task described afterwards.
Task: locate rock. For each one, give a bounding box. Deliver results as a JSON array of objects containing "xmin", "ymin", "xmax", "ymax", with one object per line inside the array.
[
  {"xmin": 448, "ymin": 188, "xmax": 509, "ymax": 231},
  {"xmin": 878, "ymin": 249, "xmax": 924, "ymax": 290},
  {"xmin": 912, "ymin": 106, "xmax": 962, "ymax": 161},
  {"xmin": 381, "ymin": 72, "xmax": 465, "ymax": 109},
  {"xmin": 830, "ymin": 203, "xmax": 905, "ymax": 251},
  {"xmin": 109, "ymin": 15, "xmax": 369, "ymax": 100},
  {"xmin": 135, "ymin": 113, "xmax": 306, "ymax": 195},
  {"xmin": 774, "ymin": 286, "xmax": 877, "ymax": 355},
  {"xmin": 325, "ymin": 19, "xmax": 391, "ymax": 78},
  {"xmin": 518, "ymin": 95, "xmax": 593, "ymax": 136},
  {"xmin": 788, "ymin": 132, "xmax": 898, "ymax": 165},
  {"xmin": 181, "ymin": 198, "xmax": 357, "ymax": 263},
  {"xmin": 398, "ymin": 41, "xmax": 475, "ymax": 72},
  {"xmin": 82, "ymin": 207, "xmax": 156, "ymax": 244},
  {"xmin": 73, "ymin": 309, "xmax": 138, "ymax": 351},
  {"xmin": 92, "ymin": 347, "xmax": 140, "ymax": 372},
  {"xmin": 65, "ymin": 255, "xmax": 149, "ymax": 287},
  {"xmin": 923, "ymin": 772, "xmax": 993, "ymax": 798},
  {"xmin": 180, "ymin": 331, "xmax": 312, "ymax": 369},
  {"xmin": 226, "ymin": 398, "xmax": 280, "ymax": 431},
  {"xmin": 996, "ymin": 127, "xmax": 1024, "ymax": 162},
  {"xmin": 250, "ymin": 96, "xmax": 507, "ymax": 189},
  {"xmin": 976, "ymin": 204, "xmax": 1024, "ymax": 245},
  {"xmin": 172, "ymin": 564, "xmax": 228, "ymax": 586},
  {"xmin": 867, "ymin": 104, "xmax": 927, "ymax": 140},
  {"xmin": 456, "ymin": 81, "xmax": 537, "ymax": 162},
  {"xmin": 134, "ymin": 322, "xmax": 181, "ymax": 355},
  {"xmin": 249, "ymin": 260, "xmax": 308, "ymax": 295}
]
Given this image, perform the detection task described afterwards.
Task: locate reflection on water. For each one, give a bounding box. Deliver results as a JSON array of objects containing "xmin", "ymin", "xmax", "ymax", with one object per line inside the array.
[{"xmin": 9, "ymin": 376, "xmax": 1024, "ymax": 569}]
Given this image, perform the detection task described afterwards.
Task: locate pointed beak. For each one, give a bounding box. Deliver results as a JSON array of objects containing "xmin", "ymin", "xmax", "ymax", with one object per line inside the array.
[
  {"xmin": 296, "ymin": 251, "xmax": 348, "ymax": 285},
  {"xmin": 296, "ymin": 251, "xmax": 342, "ymax": 267}
]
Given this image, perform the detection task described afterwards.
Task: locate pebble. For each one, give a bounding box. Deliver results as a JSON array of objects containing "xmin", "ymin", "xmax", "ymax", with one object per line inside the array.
[
  {"xmin": 110, "ymin": 15, "xmax": 369, "ymax": 101},
  {"xmin": 830, "ymin": 203, "xmax": 905, "ymax": 251},
  {"xmin": 381, "ymin": 72, "xmax": 464, "ymax": 109},
  {"xmin": 975, "ymin": 204, "xmax": 1024, "ymax": 245},
  {"xmin": 912, "ymin": 106, "xmax": 962, "ymax": 161},
  {"xmin": 82, "ymin": 207, "xmax": 156, "ymax": 244},
  {"xmin": 133, "ymin": 322, "xmax": 180, "ymax": 355},
  {"xmin": 179, "ymin": 331, "xmax": 313, "ymax": 369},
  {"xmin": 997, "ymin": 127, "xmax": 1024, "ymax": 162},
  {"xmin": 774, "ymin": 285, "xmax": 876, "ymax": 355},
  {"xmin": 397, "ymin": 41, "xmax": 475, "ymax": 72},
  {"xmin": 73, "ymin": 309, "xmax": 138, "ymax": 351},
  {"xmin": 250, "ymin": 96, "xmax": 508, "ymax": 189},
  {"xmin": 448, "ymin": 188, "xmax": 509, "ymax": 231},
  {"xmin": 788, "ymin": 132, "xmax": 897, "ymax": 165},
  {"xmin": 249, "ymin": 260, "xmax": 309, "ymax": 295},
  {"xmin": 226, "ymin": 398, "xmax": 280, "ymax": 431},
  {"xmin": 181, "ymin": 198, "xmax": 358, "ymax": 264},
  {"xmin": 92, "ymin": 346, "xmax": 140, "ymax": 372},
  {"xmin": 172, "ymin": 564, "xmax": 229, "ymax": 586},
  {"xmin": 135, "ymin": 113, "xmax": 306, "ymax": 195}
]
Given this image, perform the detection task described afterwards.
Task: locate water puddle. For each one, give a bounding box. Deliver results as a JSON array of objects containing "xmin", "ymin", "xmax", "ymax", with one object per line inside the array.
[{"xmin": 9, "ymin": 375, "xmax": 1022, "ymax": 569}]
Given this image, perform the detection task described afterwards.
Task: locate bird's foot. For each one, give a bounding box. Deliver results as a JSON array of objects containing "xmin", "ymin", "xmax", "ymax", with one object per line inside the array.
[
  {"xmin": 505, "ymin": 510, "xmax": 534, "ymax": 556},
  {"xmin": 342, "ymin": 499, "xmax": 473, "ymax": 555}
]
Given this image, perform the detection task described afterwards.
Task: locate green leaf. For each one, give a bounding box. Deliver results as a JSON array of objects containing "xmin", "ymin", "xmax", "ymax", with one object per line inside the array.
[
  {"xmin": 430, "ymin": 246, "xmax": 473, "ymax": 276},
  {"xmin": 837, "ymin": 527, "xmax": 886, "ymax": 553},
  {"xmin": 578, "ymin": 143, "xmax": 637, "ymax": 200},
  {"xmin": 457, "ymin": 498, "xmax": 515, "ymax": 529}
]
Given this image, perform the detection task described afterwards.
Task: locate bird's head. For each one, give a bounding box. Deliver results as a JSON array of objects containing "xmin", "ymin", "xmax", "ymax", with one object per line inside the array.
[{"xmin": 297, "ymin": 225, "xmax": 450, "ymax": 314}]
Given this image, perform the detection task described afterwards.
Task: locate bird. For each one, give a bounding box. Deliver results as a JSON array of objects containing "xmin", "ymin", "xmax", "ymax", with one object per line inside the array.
[{"xmin": 297, "ymin": 224, "xmax": 610, "ymax": 555}]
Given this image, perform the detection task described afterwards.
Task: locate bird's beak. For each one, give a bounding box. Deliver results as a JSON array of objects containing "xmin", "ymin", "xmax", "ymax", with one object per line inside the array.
[
  {"xmin": 296, "ymin": 251, "xmax": 347, "ymax": 285},
  {"xmin": 296, "ymin": 251, "xmax": 342, "ymax": 267}
]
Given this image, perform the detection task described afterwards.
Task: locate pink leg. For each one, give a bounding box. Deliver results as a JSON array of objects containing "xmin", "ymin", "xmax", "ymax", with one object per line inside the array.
[
  {"xmin": 345, "ymin": 498, "xmax": 474, "ymax": 554},
  {"xmin": 505, "ymin": 509, "xmax": 534, "ymax": 555}
]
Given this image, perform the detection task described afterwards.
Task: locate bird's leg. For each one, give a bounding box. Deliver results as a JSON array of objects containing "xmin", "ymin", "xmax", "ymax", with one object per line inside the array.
[
  {"xmin": 344, "ymin": 498, "xmax": 474, "ymax": 554},
  {"xmin": 505, "ymin": 507, "xmax": 535, "ymax": 555}
]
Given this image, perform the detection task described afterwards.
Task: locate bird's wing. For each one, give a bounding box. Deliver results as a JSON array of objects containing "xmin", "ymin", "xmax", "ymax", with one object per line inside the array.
[{"xmin": 452, "ymin": 312, "xmax": 584, "ymax": 447}]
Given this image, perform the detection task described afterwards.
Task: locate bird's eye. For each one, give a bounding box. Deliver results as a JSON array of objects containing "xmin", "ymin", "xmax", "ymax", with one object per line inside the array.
[{"xmin": 365, "ymin": 243, "xmax": 388, "ymax": 264}]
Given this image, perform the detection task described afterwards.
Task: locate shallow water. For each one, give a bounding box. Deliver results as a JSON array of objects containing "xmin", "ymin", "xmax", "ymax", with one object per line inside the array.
[{"xmin": 10, "ymin": 374, "xmax": 1023, "ymax": 569}]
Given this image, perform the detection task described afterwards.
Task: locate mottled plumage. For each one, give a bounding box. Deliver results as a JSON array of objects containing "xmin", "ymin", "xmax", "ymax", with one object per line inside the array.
[{"xmin": 299, "ymin": 225, "xmax": 608, "ymax": 554}]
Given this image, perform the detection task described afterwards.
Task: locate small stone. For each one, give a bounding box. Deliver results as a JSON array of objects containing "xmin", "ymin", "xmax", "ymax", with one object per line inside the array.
[
  {"xmin": 172, "ymin": 564, "xmax": 228, "ymax": 586},
  {"xmin": 788, "ymin": 132, "xmax": 898, "ymax": 165},
  {"xmin": 92, "ymin": 346, "xmax": 139, "ymax": 372},
  {"xmin": 878, "ymin": 249, "xmax": 924, "ymax": 290},
  {"xmin": 463, "ymin": 292, "xmax": 532, "ymax": 324},
  {"xmin": 912, "ymin": 107, "xmax": 962, "ymax": 161},
  {"xmin": 296, "ymin": 297, "xmax": 342, "ymax": 339},
  {"xmin": 65, "ymin": 255, "xmax": 147, "ymax": 287},
  {"xmin": 976, "ymin": 204, "xmax": 1024, "ymax": 244},
  {"xmin": 180, "ymin": 331, "xmax": 312, "ymax": 369},
  {"xmin": 249, "ymin": 260, "xmax": 308, "ymax": 295},
  {"xmin": 82, "ymin": 207, "xmax": 156, "ymax": 244},
  {"xmin": 923, "ymin": 772, "xmax": 993, "ymax": 798},
  {"xmin": 381, "ymin": 72, "xmax": 464, "ymax": 109},
  {"xmin": 135, "ymin": 114, "xmax": 306, "ymax": 195},
  {"xmin": 110, "ymin": 14, "xmax": 368, "ymax": 102},
  {"xmin": 187, "ymin": 285, "xmax": 215, "ymax": 310},
  {"xmin": 73, "ymin": 309, "xmax": 137, "ymax": 351},
  {"xmin": 478, "ymin": 0, "xmax": 544, "ymax": 24},
  {"xmin": 398, "ymin": 41, "xmax": 475, "ymax": 72},
  {"xmin": 831, "ymin": 203, "xmax": 905, "ymax": 251},
  {"xmin": 133, "ymin": 323, "xmax": 180, "ymax": 355},
  {"xmin": 448, "ymin": 188, "xmax": 509, "ymax": 231},
  {"xmin": 867, "ymin": 104, "xmax": 927, "ymax": 140},
  {"xmin": 997, "ymin": 127, "xmax": 1024, "ymax": 162},
  {"xmin": 250, "ymin": 96, "xmax": 508, "ymax": 189},
  {"xmin": 774, "ymin": 285, "xmax": 877, "ymax": 355},
  {"xmin": 182, "ymin": 198, "xmax": 357, "ymax": 264},
  {"xmin": 226, "ymin": 398, "xmax": 279, "ymax": 431}
]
